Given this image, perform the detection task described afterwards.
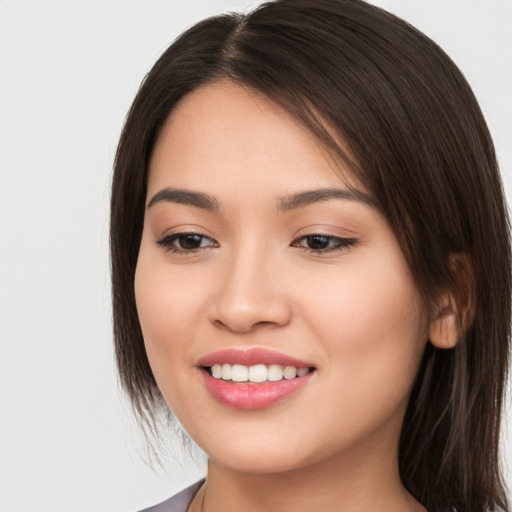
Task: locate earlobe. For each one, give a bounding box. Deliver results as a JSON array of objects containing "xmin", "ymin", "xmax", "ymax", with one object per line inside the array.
[
  {"xmin": 429, "ymin": 295, "xmax": 460, "ymax": 349},
  {"xmin": 429, "ymin": 253, "xmax": 475, "ymax": 349}
]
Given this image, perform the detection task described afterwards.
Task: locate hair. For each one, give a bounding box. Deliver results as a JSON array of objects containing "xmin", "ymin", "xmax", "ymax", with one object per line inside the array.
[{"xmin": 110, "ymin": 1, "xmax": 511, "ymax": 510}]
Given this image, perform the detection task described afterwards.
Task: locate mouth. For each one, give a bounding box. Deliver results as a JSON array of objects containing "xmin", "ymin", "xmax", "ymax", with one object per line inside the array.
[
  {"xmin": 204, "ymin": 363, "xmax": 314, "ymax": 383},
  {"xmin": 197, "ymin": 349, "xmax": 317, "ymax": 409}
]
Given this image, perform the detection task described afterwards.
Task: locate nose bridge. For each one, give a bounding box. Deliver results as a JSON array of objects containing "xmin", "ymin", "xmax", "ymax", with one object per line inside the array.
[{"xmin": 211, "ymin": 238, "xmax": 291, "ymax": 333}]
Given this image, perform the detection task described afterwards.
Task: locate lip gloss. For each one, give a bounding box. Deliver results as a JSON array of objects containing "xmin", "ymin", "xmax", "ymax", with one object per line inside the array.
[
  {"xmin": 200, "ymin": 370, "xmax": 314, "ymax": 409},
  {"xmin": 197, "ymin": 348, "xmax": 316, "ymax": 409},
  {"xmin": 198, "ymin": 348, "xmax": 314, "ymax": 368}
]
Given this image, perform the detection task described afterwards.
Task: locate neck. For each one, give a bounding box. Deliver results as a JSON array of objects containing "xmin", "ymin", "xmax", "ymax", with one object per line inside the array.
[{"xmin": 191, "ymin": 440, "xmax": 425, "ymax": 512}]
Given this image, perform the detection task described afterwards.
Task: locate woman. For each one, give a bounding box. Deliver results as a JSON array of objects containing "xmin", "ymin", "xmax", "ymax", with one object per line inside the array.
[{"xmin": 110, "ymin": 0, "xmax": 511, "ymax": 510}]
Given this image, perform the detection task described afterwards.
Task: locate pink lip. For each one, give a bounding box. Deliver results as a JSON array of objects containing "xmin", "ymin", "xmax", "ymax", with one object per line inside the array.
[
  {"xmin": 197, "ymin": 348, "xmax": 316, "ymax": 410},
  {"xmin": 197, "ymin": 348, "xmax": 313, "ymax": 368},
  {"xmin": 200, "ymin": 370, "xmax": 314, "ymax": 410}
]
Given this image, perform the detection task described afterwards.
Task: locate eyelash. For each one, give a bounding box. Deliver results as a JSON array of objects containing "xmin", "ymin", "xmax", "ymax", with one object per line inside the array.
[
  {"xmin": 156, "ymin": 232, "xmax": 357, "ymax": 255},
  {"xmin": 291, "ymin": 234, "xmax": 357, "ymax": 254},
  {"xmin": 156, "ymin": 233, "xmax": 219, "ymax": 254}
]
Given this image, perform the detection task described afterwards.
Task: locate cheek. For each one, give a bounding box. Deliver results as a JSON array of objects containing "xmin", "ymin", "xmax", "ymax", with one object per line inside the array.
[
  {"xmin": 134, "ymin": 245, "xmax": 199, "ymax": 372},
  {"xmin": 303, "ymin": 255, "xmax": 427, "ymax": 396},
  {"xmin": 302, "ymin": 252, "xmax": 423, "ymax": 333}
]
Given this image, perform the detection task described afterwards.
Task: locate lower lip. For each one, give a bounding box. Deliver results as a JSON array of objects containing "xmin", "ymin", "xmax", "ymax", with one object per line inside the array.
[{"xmin": 200, "ymin": 370, "xmax": 314, "ymax": 410}]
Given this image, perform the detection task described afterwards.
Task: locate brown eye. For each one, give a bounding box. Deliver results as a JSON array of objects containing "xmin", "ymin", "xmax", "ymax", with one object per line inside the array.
[
  {"xmin": 175, "ymin": 234, "xmax": 206, "ymax": 250},
  {"xmin": 292, "ymin": 234, "xmax": 357, "ymax": 253},
  {"xmin": 156, "ymin": 232, "xmax": 218, "ymax": 253},
  {"xmin": 305, "ymin": 235, "xmax": 331, "ymax": 250}
]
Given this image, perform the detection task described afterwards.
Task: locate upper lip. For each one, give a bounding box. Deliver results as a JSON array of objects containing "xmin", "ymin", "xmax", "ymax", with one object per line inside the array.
[{"xmin": 197, "ymin": 348, "xmax": 314, "ymax": 368}]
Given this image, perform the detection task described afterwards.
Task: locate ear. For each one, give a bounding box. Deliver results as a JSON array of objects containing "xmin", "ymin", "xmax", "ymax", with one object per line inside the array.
[
  {"xmin": 429, "ymin": 253, "xmax": 475, "ymax": 350},
  {"xmin": 428, "ymin": 293, "xmax": 461, "ymax": 349}
]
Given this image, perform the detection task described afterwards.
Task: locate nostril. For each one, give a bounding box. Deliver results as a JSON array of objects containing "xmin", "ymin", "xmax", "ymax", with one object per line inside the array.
[
  {"xmin": 212, "ymin": 318, "xmax": 281, "ymax": 333},
  {"xmin": 253, "ymin": 320, "xmax": 276, "ymax": 327}
]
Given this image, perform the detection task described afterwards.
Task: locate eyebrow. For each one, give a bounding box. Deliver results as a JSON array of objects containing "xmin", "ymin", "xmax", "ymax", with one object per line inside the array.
[
  {"xmin": 277, "ymin": 188, "xmax": 375, "ymax": 211},
  {"xmin": 147, "ymin": 187, "xmax": 219, "ymax": 211},
  {"xmin": 147, "ymin": 186, "xmax": 374, "ymax": 212}
]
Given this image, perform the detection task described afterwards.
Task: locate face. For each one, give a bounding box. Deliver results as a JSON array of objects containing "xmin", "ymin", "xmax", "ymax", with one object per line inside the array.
[{"xmin": 135, "ymin": 82, "xmax": 428, "ymax": 474}]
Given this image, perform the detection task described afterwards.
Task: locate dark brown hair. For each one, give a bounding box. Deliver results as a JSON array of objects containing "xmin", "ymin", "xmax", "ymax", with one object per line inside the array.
[{"xmin": 110, "ymin": 1, "xmax": 511, "ymax": 510}]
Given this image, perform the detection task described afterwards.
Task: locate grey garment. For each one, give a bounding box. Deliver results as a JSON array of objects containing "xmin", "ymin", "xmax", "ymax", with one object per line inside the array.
[{"xmin": 138, "ymin": 480, "xmax": 205, "ymax": 512}]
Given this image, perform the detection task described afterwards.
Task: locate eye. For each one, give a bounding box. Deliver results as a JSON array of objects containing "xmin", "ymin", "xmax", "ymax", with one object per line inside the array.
[
  {"xmin": 292, "ymin": 234, "xmax": 357, "ymax": 253},
  {"xmin": 156, "ymin": 232, "xmax": 218, "ymax": 253}
]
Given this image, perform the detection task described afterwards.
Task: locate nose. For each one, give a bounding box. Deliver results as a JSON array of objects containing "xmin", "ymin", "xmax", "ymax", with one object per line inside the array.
[{"xmin": 209, "ymin": 246, "xmax": 292, "ymax": 334}]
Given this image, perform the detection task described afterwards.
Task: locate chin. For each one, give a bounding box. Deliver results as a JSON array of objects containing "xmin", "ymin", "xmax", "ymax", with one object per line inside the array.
[
  {"xmin": 208, "ymin": 447, "xmax": 314, "ymax": 475},
  {"xmin": 190, "ymin": 424, "xmax": 340, "ymax": 476}
]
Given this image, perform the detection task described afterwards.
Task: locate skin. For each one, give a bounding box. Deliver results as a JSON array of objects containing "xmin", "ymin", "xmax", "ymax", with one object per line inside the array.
[{"xmin": 135, "ymin": 81, "xmax": 438, "ymax": 512}]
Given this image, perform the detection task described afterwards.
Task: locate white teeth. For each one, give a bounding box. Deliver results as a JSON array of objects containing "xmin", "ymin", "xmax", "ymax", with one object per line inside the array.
[
  {"xmin": 211, "ymin": 364, "xmax": 222, "ymax": 378},
  {"xmin": 221, "ymin": 363, "xmax": 232, "ymax": 380},
  {"xmin": 248, "ymin": 364, "xmax": 268, "ymax": 383},
  {"xmin": 283, "ymin": 366, "xmax": 297, "ymax": 379},
  {"xmin": 209, "ymin": 363, "xmax": 311, "ymax": 382},
  {"xmin": 231, "ymin": 364, "xmax": 249, "ymax": 382},
  {"xmin": 267, "ymin": 364, "xmax": 284, "ymax": 382},
  {"xmin": 297, "ymin": 367, "xmax": 309, "ymax": 377}
]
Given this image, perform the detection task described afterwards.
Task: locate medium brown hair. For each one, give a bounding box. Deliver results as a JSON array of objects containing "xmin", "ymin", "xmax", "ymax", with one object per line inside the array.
[{"xmin": 110, "ymin": 1, "xmax": 511, "ymax": 510}]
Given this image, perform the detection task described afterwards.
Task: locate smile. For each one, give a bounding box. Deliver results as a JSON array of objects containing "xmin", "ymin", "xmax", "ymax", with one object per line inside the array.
[
  {"xmin": 208, "ymin": 363, "xmax": 311, "ymax": 383},
  {"xmin": 197, "ymin": 349, "xmax": 316, "ymax": 409}
]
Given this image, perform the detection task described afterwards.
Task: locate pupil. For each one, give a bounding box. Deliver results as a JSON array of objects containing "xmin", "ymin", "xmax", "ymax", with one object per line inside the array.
[
  {"xmin": 307, "ymin": 235, "xmax": 329, "ymax": 249},
  {"xmin": 180, "ymin": 234, "xmax": 202, "ymax": 249}
]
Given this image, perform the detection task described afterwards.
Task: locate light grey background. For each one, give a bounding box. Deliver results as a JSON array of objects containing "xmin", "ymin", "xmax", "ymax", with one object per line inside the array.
[{"xmin": 0, "ymin": 1, "xmax": 510, "ymax": 511}]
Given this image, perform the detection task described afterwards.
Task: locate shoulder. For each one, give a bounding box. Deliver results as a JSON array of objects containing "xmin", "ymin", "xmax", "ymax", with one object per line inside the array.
[{"xmin": 137, "ymin": 480, "xmax": 205, "ymax": 512}]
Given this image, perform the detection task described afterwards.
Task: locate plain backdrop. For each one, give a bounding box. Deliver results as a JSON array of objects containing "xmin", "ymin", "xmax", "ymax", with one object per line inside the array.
[{"xmin": 0, "ymin": 1, "xmax": 510, "ymax": 511}]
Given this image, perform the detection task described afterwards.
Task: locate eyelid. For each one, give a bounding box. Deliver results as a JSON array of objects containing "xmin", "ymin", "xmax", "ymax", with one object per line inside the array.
[
  {"xmin": 152, "ymin": 223, "xmax": 358, "ymax": 256},
  {"xmin": 291, "ymin": 233, "xmax": 358, "ymax": 254},
  {"xmin": 155, "ymin": 231, "xmax": 219, "ymax": 254}
]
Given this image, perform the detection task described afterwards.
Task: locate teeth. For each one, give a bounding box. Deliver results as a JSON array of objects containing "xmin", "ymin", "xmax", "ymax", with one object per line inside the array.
[
  {"xmin": 268, "ymin": 364, "xmax": 284, "ymax": 382},
  {"xmin": 211, "ymin": 364, "xmax": 222, "ymax": 378},
  {"xmin": 283, "ymin": 366, "xmax": 297, "ymax": 379},
  {"xmin": 209, "ymin": 363, "xmax": 311, "ymax": 383},
  {"xmin": 248, "ymin": 364, "xmax": 267, "ymax": 383},
  {"xmin": 221, "ymin": 363, "xmax": 232, "ymax": 380},
  {"xmin": 231, "ymin": 364, "xmax": 249, "ymax": 382}
]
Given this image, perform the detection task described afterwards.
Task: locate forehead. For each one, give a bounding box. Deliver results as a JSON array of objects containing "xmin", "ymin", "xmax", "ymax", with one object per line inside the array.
[{"xmin": 147, "ymin": 81, "xmax": 363, "ymax": 200}]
